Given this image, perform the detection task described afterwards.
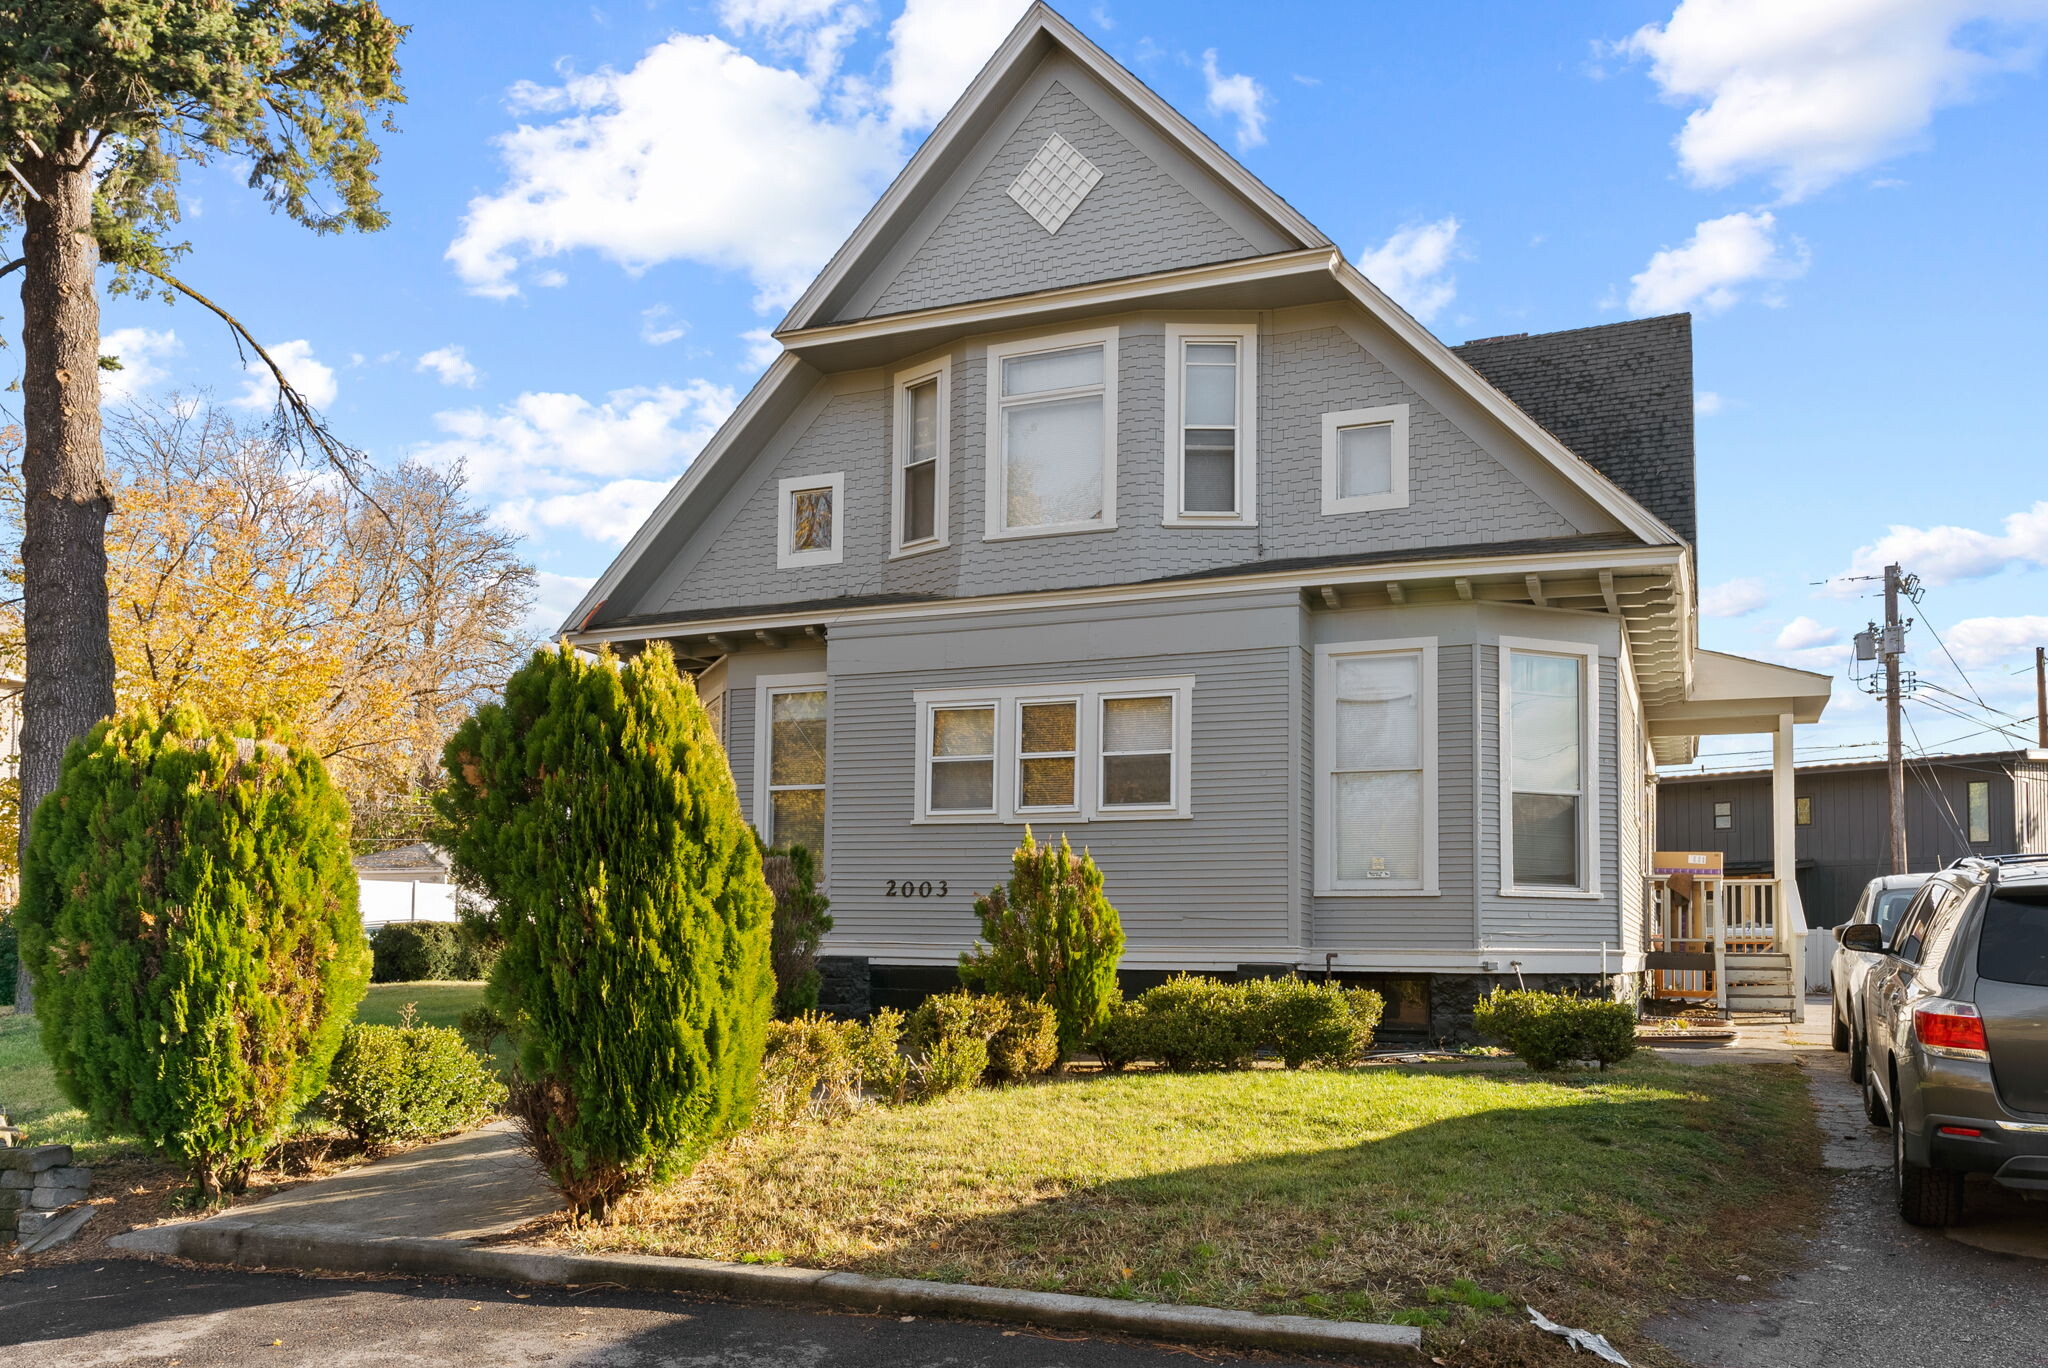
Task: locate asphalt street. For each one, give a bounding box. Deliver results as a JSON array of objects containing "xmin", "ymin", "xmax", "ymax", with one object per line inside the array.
[{"xmin": 2, "ymin": 1258, "xmax": 1300, "ymax": 1368}]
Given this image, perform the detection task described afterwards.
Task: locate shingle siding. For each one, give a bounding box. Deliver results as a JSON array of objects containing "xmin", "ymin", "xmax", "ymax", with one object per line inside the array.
[
  {"xmin": 863, "ymin": 81, "xmax": 1261, "ymax": 320},
  {"xmin": 1455, "ymin": 314, "xmax": 1697, "ymax": 544}
]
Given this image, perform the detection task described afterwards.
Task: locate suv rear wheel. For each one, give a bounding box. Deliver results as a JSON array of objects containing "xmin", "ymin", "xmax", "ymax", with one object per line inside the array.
[{"xmin": 1895, "ymin": 1119, "xmax": 1966, "ymax": 1227}]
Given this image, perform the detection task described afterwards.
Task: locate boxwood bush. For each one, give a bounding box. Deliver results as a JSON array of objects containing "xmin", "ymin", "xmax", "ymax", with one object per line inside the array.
[
  {"xmin": 319, "ymin": 1019, "xmax": 505, "ymax": 1147},
  {"xmin": 1090, "ymin": 976, "xmax": 1385, "ymax": 1071},
  {"xmin": 1472, "ymin": 988, "xmax": 1638, "ymax": 1071}
]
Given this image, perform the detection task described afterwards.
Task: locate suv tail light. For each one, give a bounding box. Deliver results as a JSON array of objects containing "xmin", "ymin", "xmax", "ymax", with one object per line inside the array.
[{"xmin": 1915, "ymin": 999, "xmax": 1990, "ymax": 1060}]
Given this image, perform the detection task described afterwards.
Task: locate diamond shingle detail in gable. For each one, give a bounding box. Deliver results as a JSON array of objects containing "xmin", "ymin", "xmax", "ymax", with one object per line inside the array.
[{"xmin": 1006, "ymin": 133, "xmax": 1103, "ymax": 235}]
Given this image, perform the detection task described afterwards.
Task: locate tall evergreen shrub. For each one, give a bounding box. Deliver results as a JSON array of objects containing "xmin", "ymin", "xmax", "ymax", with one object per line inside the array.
[
  {"xmin": 18, "ymin": 711, "xmax": 366, "ymax": 1195},
  {"xmin": 960, "ymin": 829, "xmax": 1125, "ymax": 1060},
  {"xmin": 434, "ymin": 644, "xmax": 774, "ymax": 1219}
]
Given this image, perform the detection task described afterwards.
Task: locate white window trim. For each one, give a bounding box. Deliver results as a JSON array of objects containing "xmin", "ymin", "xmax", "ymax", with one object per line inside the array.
[
  {"xmin": 1162, "ymin": 322, "xmax": 1257, "ymax": 527},
  {"xmin": 891, "ymin": 358, "xmax": 950, "ymax": 557},
  {"xmin": 1314, "ymin": 638, "xmax": 1439, "ymax": 897},
  {"xmin": 912, "ymin": 675, "xmax": 1192, "ymax": 823},
  {"xmin": 1320, "ymin": 405, "xmax": 1410, "ymax": 516},
  {"xmin": 983, "ymin": 325, "xmax": 1119, "ymax": 542},
  {"xmin": 754, "ymin": 672, "xmax": 829, "ymax": 847},
  {"xmin": 1498, "ymin": 637, "xmax": 1602, "ymax": 899},
  {"xmin": 776, "ymin": 473, "xmax": 844, "ymax": 569}
]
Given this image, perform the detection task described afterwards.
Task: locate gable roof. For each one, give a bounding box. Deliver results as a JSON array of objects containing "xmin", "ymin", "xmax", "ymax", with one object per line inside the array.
[
  {"xmin": 1455, "ymin": 315, "xmax": 1697, "ymax": 544},
  {"xmin": 777, "ymin": 3, "xmax": 1329, "ymax": 333}
]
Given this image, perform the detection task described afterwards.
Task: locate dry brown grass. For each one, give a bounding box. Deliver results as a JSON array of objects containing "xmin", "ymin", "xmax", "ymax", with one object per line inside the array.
[{"xmin": 543, "ymin": 1057, "xmax": 1820, "ymax": 1366}]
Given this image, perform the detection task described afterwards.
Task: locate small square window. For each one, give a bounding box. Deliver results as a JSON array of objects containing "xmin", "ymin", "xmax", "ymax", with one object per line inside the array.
[
  {"xmin": 1321, "ymin": 406, "xmax": 1410, "ymax": 515},
  {"xmin": 1713, "ymin": 800, "xmax": 1733, "ymax": 831},
  {"xmin": 1796, "ymin": 796, "xmax": 1812, "ymax": 826},
  {"xmin": 777, "ymin": 473, "xmax": 844, "ymax": 568}
]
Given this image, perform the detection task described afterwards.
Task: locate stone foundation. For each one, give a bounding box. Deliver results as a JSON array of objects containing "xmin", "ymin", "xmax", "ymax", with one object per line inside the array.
[
  {"xmin": 1425, "ymin": 972, "xmax": 1638, "ymax": 1044},
  {"xmin": 815, "ymin": 955, "xmax": 872, "ymax": 1019},
  {"xmin": 0, "ymin": 1141, "xmax": 93, "ymax": 1250}
]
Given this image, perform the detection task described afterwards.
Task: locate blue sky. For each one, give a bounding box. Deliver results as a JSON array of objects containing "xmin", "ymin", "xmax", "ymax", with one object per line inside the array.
[{"xmin": 38, "ymin": 0, "xmax": 2048, "ymax": 771}]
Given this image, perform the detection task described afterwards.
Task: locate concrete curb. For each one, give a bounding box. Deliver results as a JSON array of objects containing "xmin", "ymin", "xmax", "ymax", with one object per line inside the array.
[{"xmin": 112, "ymin": 1218, "xmax": 1423, "ymax": 1361}]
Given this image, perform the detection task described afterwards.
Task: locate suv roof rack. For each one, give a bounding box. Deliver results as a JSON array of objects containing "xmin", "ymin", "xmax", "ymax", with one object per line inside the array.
[{"xmin": 1945, "ymin": 853, "xmax": 2048, "ymax": 869}]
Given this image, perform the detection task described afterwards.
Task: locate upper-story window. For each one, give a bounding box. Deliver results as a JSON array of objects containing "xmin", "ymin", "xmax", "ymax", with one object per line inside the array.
[
  {"xmin": 985, "ymin": 327, "xmax": 1119, "ymax": 540},
  {"xmin": 777, "ymin": 472, "xmax": 843, "ymax": 569},
  {"xmin": 1321, "ymin": 405, "xmax": 1410, "ymax": 516},
  {"xmin": 893, "ymin": 359, "xmax": 949, "ymax": 555},
  {"xmin": 1500, "ymin": 638, "xmax": 1599, "ymax": 896},
  {"xmin": 1163, "ymin": 323, "xmax": 1257, "ymax": 526}
]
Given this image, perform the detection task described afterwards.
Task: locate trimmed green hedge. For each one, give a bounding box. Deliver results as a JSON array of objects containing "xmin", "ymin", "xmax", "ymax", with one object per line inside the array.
[
  {"xmin": 319, "ymin": 1020, "xmax": 504, "ymax": 1147},
  {"xmin": 1472, "ymin": 989, "xmax": 1638, "ymax": 1071},
  {"xmin": 1092, "ymin": 976, "xmax": 1384, "ymax": 1071}
]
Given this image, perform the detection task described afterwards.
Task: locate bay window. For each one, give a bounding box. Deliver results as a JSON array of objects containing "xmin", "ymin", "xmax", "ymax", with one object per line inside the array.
[
  {"xmin": 985, "ymin": 327, "xmax": 1118, "ymax": 539},
  {"xmin": 1163, "ymin": 323, "xmax": 1257, "ymax": 525},
  {"xmin": 1500, "ymin": 640, "xmax": 1598, "ymax": 894},
  {"xmin": 1316, "ymin": 640, "xmax": 1437, "ymax": 895}
]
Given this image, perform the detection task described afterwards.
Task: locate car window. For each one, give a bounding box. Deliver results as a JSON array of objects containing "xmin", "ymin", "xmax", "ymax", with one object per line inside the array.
[
  {"xmin": 1978, "ymin": 891, "xmax": 2048, "ymax": 987},
  {"xmin": 1919, "ymin": 890, "xmax": 1973, "ymax": 972},
  {"xmin": 1872, "ymin": 888, "xmax": 1919, "ymax": 938},
  {"xmin": 1895, "ymin": 885, "xmax": 1952, "ymax": 963}
]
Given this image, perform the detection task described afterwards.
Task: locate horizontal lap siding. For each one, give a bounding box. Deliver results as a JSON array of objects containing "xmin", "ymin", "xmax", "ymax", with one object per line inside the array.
[
  {"xmin": 1309, "ymin": 644, "xmax": 1478, "ymax": 950},
  {"xmin": 826, "ymin": 646, "xmax": 1299, "ymax": 963}
]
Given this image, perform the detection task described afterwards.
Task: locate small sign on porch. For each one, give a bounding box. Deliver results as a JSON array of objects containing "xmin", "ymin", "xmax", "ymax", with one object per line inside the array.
[{"xmin": 1652, "ymin": 850, "xmax": 1724, "ymax": 878}]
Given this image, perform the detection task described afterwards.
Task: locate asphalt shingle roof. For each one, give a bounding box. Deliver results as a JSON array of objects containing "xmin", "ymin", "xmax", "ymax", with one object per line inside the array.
[{"xmin": 1454, "ymin": 313, "xmax": 1697, "ymax": 544}]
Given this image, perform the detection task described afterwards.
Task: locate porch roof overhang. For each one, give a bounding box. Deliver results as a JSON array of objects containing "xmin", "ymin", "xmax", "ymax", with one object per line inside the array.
[{"xmin": 1645, "ymin": 648, "xmax": 1832, "ymax": 741}]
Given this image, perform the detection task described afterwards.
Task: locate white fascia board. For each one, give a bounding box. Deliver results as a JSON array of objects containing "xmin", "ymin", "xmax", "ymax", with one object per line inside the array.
[
  {"xmin": 1326, "ymin": 258, "xmax": 1683, "ymax": 549},
  {"xmin": 557, "ymin": 352, "xmax": 809, "ymax": 636},
  {"xmin": 567, "ymin": 542, "xmax": 1690, "ymax": 648},
  {"xmin": 777, "ymin": 4, "xmax": 1328, "ymax": 335}
]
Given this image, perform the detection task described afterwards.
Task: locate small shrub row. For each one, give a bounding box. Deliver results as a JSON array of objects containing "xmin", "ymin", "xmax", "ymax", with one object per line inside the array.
[
  {"xmin": 318, "ymin": 1019, "xmax": 506, "ymax": 1147},
  {"xmin": 756, "ymin": 1010, "xmax": 909, "ymax": 1126},
  {"xmin": 370, "ymin": 920, "xmax": 496, "ymax": 983},
  {"xmin": 1093, "ymin": 976, "xmax": 1385, "ymax": 1071},
  {"xmin": 1471, "ymin": 989, "xmax": 1637, "ymax": 1071}
]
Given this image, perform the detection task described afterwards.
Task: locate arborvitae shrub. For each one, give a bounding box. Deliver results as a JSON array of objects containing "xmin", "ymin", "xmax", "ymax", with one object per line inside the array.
[
  {"xmin": 319, "ymin": 1019, "xmax": 505, "ymax": 1147},
  {"xmin": 370, "ymin": 921, "xmax": 462, "ymax": 982},
  {"xmin": 762, "ymin": 843, "xmax": 833, "ymax": 1018},
  {"xmin": 433, "ymin": 644, "xmax": 774, "ymax": 1220},
  {"xmin": 959, "ymin": 830, "xmax": 1125, "ymax": 1061},
  {"xmin": 18, "ymin": 710, "xmax": 367, "ymax": 1195},
  {"xmin": 1473, "ymin": 989, "xmax": 1639, "ymax": 1072},
  {"xmin": 985, "ymin": 995, "xmax": 1059, "ymax": 1083}
]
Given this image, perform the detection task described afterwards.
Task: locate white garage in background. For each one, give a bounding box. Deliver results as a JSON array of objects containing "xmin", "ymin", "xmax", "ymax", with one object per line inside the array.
[{"xmin": 354, "ymin": 842, "xmax": 462, "ymax": 927}]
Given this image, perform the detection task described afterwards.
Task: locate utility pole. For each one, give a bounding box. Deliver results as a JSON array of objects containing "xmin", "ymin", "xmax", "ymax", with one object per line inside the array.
[
  {"xmin": 2037, "ymin": 646, "xmax": 2047, "ymax": 751},
  {"xmin": 1884, "ymin": 564, "xmax": 1908, "ymax": 875}
]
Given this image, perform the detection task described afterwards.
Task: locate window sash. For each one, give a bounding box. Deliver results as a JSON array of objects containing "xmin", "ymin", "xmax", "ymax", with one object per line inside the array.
[
  {"xmin": 896, "ymin": 370, "xmax": 944, "ymax": 550},
  {"xmin": 1017, "ymin": 698, "xmax": 1079, "ymax": 811},
  {"xmin": 1178, "ymin": 339, "xmax": 1239, "ymax": 516},
  {"xmin": 986, "ymin": 331, "xmax": 1116, "ymax": 538},
  {"xmin": 1099, "ymin": 694, "xmax": 1175, "ymax": 809},
  {"xmin": 928, "ymin": 704, "xmax": 997, "ymax": 814},
  {"xmin": 764, "ymin": 686, "xmax": 827, "ymax": 855},
  {"xmin": 1320, "ymin": 646, "xmax": 1431, "ymax": 892},
  {"xmin": 1504, "ymin": 647, "xmax": 1591, "ymax": 892}
]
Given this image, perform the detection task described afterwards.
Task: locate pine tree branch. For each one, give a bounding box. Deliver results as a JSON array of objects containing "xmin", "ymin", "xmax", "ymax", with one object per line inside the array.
[{"xmin": 126, "ymin": 259, "xmax": 389, "ymax": 522}]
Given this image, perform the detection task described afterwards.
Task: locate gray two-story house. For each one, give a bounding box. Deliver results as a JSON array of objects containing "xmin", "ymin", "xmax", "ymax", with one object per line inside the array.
[{"xmin": 563, "ymin": 5, "xmax": 1831, "ymax": 1034}]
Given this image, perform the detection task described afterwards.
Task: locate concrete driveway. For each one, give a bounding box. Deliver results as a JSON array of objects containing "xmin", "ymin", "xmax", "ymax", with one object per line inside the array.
[{"xmin": 1648, "ymin": 1003, "xmax": 2048, "ymax": 1368}]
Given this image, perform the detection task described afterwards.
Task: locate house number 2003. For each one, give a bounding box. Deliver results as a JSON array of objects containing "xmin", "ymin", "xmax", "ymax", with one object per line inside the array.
[{"xmin": 885, "ymin": 879, "xmax": 948, "ymax": 898}]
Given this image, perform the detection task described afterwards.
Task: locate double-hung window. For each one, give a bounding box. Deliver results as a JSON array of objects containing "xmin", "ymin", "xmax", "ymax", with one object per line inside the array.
[
  {"xmin": 1500, "ymin": 639, "xmax": 1598, "ymax": 894},
  {"xmin": 1316, "ymin": 641, "xmax": 1436, "ymax": 894},
  {"xmin": 756, "ymin": 675, "xmax": 828, "ymax": 857},
  {"xmin": 985, "ymin": 327, "xmax": 1118, "ymax": 539},
  {"xmin": 893, "ymin": 359, "xmax": 948, "ymax": 554},
  {"xmin": 1163, "ymin": 323, "xmax": 1256, "ymax": 524},
  {"xmin": 915, "ymin": 676, "xmax": 1191, "ymax": 822}
]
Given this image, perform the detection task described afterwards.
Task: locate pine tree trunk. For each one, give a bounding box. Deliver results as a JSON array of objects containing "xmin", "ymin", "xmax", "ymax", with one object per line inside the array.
[{"xmin": 14, "ymin": 135, "xmax": 116, "ymax": 1014}]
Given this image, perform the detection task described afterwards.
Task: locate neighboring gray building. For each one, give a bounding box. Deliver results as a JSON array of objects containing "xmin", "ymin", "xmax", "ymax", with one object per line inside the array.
[
  {"xmin": 563, "ymin": 5, "xmax": 1830, "ymax": 1032},
  {"xmin": 1658, "ymin": 750, "xmax": 2048, "ymax": 929}
]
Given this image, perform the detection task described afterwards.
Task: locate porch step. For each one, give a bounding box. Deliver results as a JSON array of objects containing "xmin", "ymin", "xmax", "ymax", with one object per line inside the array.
[
  {"xmin": 1724, "ymin": 952, "xmax": 1793, "ymax": 967},
  {"xmin": 1726, "ymin": 995, "xmax": 1800, "ymax": 1014}
]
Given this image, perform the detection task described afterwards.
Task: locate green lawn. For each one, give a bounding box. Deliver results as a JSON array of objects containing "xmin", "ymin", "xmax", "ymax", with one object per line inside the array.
[
  {"xmin": 0, "ymin": 981, "xmax": 493, "ymax": 1161},
  {"xmin": 559, "ymin": 1059, "xmax": 1819, "ymax": 1367}
]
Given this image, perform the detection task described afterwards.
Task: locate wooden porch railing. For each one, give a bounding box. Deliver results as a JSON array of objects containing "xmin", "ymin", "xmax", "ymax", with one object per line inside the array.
[{"xmin": 1648, "ymin": 876, "xmax": 1794, "ymax": 1005}]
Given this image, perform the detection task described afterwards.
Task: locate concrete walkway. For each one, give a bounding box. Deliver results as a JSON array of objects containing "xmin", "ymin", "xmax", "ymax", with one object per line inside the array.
[{"xmin": 209, "ymin": 1120, "xmax": 560, "ymax": 1240}]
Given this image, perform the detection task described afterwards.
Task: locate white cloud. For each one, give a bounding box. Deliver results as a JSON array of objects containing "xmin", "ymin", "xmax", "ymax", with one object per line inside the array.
[
  {"xmin": 448, "ymin": 34, "xmax": 901, "ymax": 309},
  {"xmin": 1778, "ymin": 642, "xmax": 1853, "ymax": 672},
  {"xmin": 1627, "ymin": 210, "xmax": 1808, "ymax": 314},
  {"xmin": 741, "ymin": 327, "xmax": 783, "ymax": 370},
  {"xmin": 1701, "ymin": 576, "xmax": 1769, "ymax": 617},
  {"xmin": 881, "ymin": 0, "xmax": 1031, "ymax": 130},
  {"xmin": 99, "ymin": 327, "xmax": 182, "ymax": 400},
  {"xmin": 233, "ymin": 339, "xmax": 338, "ymax": 411},
  {"xmin": 530, "ymin": 569, "xmax": 600, "ymax": 635},
  {"xmin": 1356, "ymin": 217, "xmax": 1463, "ymax": 323},
  {"xmin": 1830, "ymin": 501, "xmax": 2048, "ymax": 588},
  {"xmin": 1617, "ymin": 0, "xmax": 2048, "ymax": 201},
  {"xmin": 641, "ymin": 306, "xmax": 689, "ymax": 346},
  {"xmin": 1943, "ymin": 614, "xmax": 2048, "ymax": 669},
  {"xmin": 416, "ymin": 382, "xmax": 735, "ymax": 545},
  {"xmin": 1775, "ymin": 614, "xmax": 1841, "ymax": 650},
  {"xmin": 1694, "ymin": 389, "xmax": 1725, "ymax": 415},
  {"xmin": 415, "ymin": 345, "xmax": 481, "ymax": 388},
  {"xmin": 1200, "ymin": 49, "xmax": 1270, "ymax": 150}
]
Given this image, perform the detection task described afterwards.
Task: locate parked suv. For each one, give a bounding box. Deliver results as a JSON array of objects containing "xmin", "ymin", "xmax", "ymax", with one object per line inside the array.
[
  {"xmin": 1831, "ymin": 872, "xmax": 1931, "ymax": 1075},
  {"xmin": 1848, "ymin": 855, "xmax": 2048, "ymax": 1226}
]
